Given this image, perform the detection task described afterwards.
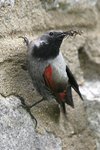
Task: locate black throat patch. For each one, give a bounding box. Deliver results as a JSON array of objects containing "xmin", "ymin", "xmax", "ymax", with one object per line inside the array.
[{"xmin": 33, "ymin": 42, "xmax": 60, "ymax": 60}]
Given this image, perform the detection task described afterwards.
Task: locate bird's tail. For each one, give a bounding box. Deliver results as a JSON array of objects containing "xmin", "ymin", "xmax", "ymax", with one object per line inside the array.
[{"xmin": 60, "ymin": 102, "xmax": 66, "ymax": 115}]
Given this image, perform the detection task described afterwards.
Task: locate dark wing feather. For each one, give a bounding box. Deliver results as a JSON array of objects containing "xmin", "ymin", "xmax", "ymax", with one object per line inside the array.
[
  {"xmin": 65, "ymin": 86, "xmax": 74, "ymax": 108},
  {"xmin": 66, "ymin": 66, "xmax": 83, "ymax": 100}
]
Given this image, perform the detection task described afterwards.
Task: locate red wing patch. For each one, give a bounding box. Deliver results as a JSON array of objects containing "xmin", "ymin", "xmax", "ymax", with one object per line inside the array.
[
  {"xmin": 43, "ymin": 65, "xmax": 66, "ymax": 102},
  {"xmin": 43, "ymin": 65, "xmax": 53, "ymax": 90},
  {"xmin": 54, "ymin": 91, "xmax": 66, "ymax": 102}
]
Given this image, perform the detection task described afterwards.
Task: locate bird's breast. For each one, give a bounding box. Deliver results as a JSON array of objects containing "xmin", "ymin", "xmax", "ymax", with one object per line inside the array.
[{"xmin": 49, "ymin": 52, "xmax": 68, "ymax": 84}]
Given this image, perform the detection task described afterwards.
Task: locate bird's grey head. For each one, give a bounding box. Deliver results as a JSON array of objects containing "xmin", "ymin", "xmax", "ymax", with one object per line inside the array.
[{"xmin": 32, "ymin": 30, "xmax": 66, "ymax": 60}]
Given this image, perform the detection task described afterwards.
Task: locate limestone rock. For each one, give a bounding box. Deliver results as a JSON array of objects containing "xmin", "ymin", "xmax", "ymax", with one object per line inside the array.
[
  {"xmin": 41, "ymin": 0, "xmax": 98, "ymax": 12},
  {"xmin": 0, "ymin": 0, "xmax": 98, "ymax": 149},
  {"xmin": 84, "ymin": 34, "xmax": 100, "ymax": 65},
  {"xmin": 0, "ymin": 95, "xmax": 61, "ymax": 150},
  {"xmin": 97, "ymin": 0, "xmax": 100, "ymax": 10},
  {"xmin": 78, "ymin": 24, "xmax": 100, "ymax": 150},
  {"xmin": 83, "ymin": 99, "xmax": 100, "ymax": 150},
  {"xmin": 0, "ymin": 0, "xmax": 52, "ymax": 37},
  {"xmin": 0, "ymin": 94, "xmax": 96, "ymax": 150}
]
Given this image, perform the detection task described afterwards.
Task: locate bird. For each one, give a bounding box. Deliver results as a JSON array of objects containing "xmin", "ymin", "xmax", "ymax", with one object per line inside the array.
[{"xmin": 19, "ymin": 30, "xmax": 83, "ymax": 127}]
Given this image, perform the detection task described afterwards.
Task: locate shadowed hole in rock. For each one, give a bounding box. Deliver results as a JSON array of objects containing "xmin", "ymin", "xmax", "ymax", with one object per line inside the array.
[
  {"xmin": 21, "ymin": 65, "xmax": 27, "ymax": 70},
  {"xmin": 78, "ymin": 47, "xmax": 100, "ymax": 80}
]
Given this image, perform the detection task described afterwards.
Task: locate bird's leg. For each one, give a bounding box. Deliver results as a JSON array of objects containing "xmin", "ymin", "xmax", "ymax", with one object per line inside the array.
[{"xmin": 15, "ymin": 95, "xmax": 44, "ymax": 128}]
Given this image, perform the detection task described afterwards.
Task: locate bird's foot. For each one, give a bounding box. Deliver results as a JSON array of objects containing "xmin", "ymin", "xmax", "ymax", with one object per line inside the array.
[{"xmin": 15, "ymin": 95, "xmax": 37, "ymax": 128}]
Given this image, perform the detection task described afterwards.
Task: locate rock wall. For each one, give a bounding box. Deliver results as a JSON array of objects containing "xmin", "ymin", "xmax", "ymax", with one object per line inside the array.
[{"xmin": 1, "ymin": 0, "xmax": 100, "ymax": 149}]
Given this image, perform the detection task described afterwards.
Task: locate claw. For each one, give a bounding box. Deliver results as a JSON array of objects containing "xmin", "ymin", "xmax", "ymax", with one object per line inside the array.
[
  {"xmin": 21, "ymin": 103, "xmax": 37, "ymax": 128},
  {"xmin": 19, "ymin": 36, "xmax": 29, "ymax": 46},
  {"xmin": 15, "ymin": 95, "xmax": 37, "ymax": 128}
]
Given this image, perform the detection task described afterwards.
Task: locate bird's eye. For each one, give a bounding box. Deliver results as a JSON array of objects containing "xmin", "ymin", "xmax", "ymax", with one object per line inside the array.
[{"xmin": 49, "ymin": 32, "xmax": 53, "ymax": 36}]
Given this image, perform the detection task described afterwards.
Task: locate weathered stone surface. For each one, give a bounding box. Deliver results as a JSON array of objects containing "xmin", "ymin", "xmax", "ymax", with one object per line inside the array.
[
  {"xmin": 41, "ymin": 0, "xmax": 98, "ymax": 28},
  {"xmin": 80, "ymin": 79, "xmax": 100, "ymax": 101},
  {"xmin": 0, "ymin": 0, "xmax": 98, "ymax": 38},
  {"xmin": 83, "ymin": 99, "xmax": 100, "ymax": 150},
  {"xmin": 0, "ymin": 0, "xmax": 14, "ymax": 7},
  {"xmin": 78, "ymin": 22, "xmax": 100, "ymax": 150},
  {"xmin": 1, "ymin": 34, "xmax": 95, "ymax": 149},
  {"xmin": 41, "ymin": 0, "xmax": 98, "ymax": 11},
  {"xmin": 0, "ymin": 0, "xmax": 99, "ymax": 149},
  {"xmin": 0, "ymin": 94, "xmax": 61, "ymax": 150},
  {"xmin": 97, "ymin": 0, "xmax": 100, "ymax": 10},
  {"xmin": 84, "ymin": 34, "xmax": 100, "ymax": 64},
  {"xmin": 0, "ymin": 0, "xmax": 52, "ymax": 37},
  {"xmin": 0, "ymin": 94, "xmax": 96, "ymax": 150}
]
